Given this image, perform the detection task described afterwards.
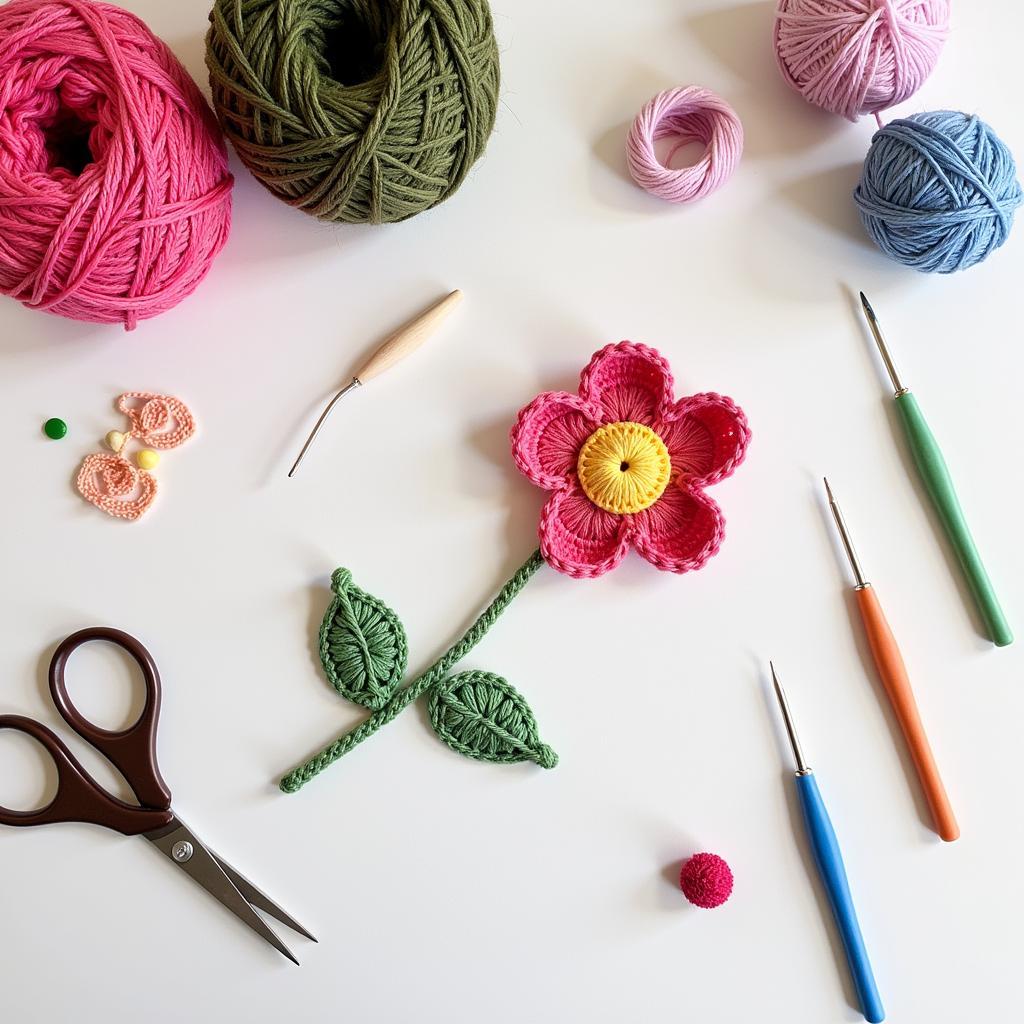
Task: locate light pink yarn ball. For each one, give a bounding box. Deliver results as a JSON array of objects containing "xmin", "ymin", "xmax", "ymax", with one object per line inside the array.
[
  {"xmin": 0, "ymin": 0, "xmax": 233, "ymax": 330},
  {"xmin": 773, "ymin": 0, "xmax": 950, "ymax": 121},
  {"xmin": 626, "ymin": 87, "xmax": 744, "ymax": 204}
]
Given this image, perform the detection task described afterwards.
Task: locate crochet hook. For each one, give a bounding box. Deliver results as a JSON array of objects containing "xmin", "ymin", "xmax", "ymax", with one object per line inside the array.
[
  {"xmin": 769, "ymin": 663, "xmax": 885, "ymax": 1024},
  {"xmin": 859, "ymin": 293, "xmax": 1011, "ymax": 647},
  {"xmin": 824, "ymin": 478, "xmax": 959, "ymax": 842},
  {"xmin": 288, "ymin": 289, "xmax": 463, "ymax": 477}
]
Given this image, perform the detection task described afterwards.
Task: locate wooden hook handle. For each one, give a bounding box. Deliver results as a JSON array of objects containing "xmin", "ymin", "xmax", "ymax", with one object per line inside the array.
[{"xmin": 355, "ymin": 289, "xmax": 463, "ymax": 383}]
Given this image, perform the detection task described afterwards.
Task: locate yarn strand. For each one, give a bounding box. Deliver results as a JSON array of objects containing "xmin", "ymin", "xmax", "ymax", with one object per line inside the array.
[
  {"xmin": 279, "ymin": 549, "xmax": 545, "ymax": 793},
  {"xmin": 626, "ymin": 86, "xmax": 743, "ymax": 204}
]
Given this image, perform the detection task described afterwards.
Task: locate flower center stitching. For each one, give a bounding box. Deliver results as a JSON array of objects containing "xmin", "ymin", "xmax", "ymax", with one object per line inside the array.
[{"xmin": 577, "ymin": 421, "xmax": 671, "ymax": 515}]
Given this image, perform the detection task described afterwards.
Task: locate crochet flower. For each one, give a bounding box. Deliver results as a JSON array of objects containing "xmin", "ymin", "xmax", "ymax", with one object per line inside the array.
[
  {"xmin": 281, "ymin": 342, "xmax": 752, "ymax": 793},
  {"xmin": 511, "ymin": 343, "xmax": 750, "ymax": 578}
]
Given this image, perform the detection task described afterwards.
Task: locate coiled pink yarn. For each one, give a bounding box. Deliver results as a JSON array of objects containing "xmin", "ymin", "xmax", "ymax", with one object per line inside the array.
[
  {"xmin": 626, "ymin": 87, "xmax": 743, "ymax": 204},
  {"xmin": 0, "ymin": 0, "xmax": 233, "ymax": 330},
  {"xmin": 773, "ymin": 0, "xmax": 950, "ymax": 122}
]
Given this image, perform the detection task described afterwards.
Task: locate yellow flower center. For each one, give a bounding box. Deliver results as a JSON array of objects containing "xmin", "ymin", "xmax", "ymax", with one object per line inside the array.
[{"xmin": 577, "ymin": 421, "xmax": 671, "ymax": 515}]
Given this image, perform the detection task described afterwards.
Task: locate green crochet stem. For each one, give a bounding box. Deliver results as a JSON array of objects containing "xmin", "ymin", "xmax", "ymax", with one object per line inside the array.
[{"xmin": 280, "ymin": 550, "xmax": 545, "ymax": 793}]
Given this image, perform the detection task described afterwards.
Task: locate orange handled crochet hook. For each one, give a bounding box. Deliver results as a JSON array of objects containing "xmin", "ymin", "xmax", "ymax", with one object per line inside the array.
[{"xmin": 824, "ymin": 478, "xmax": 959, "ymax": 842}]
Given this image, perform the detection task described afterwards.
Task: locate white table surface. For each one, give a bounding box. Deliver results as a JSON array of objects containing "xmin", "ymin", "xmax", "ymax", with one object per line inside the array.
[{"xmin": 2, "ymin": 2, "xmax": 1022, "ymax": 1021}]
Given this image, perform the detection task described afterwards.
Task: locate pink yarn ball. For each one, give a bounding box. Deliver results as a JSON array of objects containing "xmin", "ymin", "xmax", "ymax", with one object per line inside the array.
[
  {"xmin": 626, "ymin": 86, "xmax": 743, "ymax": 204},
  {"xmin": 0, "ymin": 0, "xmax": 233, "ymax": 330},
  {"xmin": 679, "ymin": 852, "xmax": 733, "ymax": 909},
  {"xmin": 773, "ymin": 0, "xmax": 950, "ymax": 122}
]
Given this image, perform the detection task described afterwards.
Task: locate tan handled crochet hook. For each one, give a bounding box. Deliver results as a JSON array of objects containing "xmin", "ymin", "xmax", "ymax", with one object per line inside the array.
[{"xmin": 288, "ymin": 289, "xmax": 463, "ymax": 477}]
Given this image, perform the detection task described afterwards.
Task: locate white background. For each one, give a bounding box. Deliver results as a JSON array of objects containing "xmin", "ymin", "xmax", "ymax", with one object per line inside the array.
[{"xmin": 1, "ymin": 2, "xmax": 1022, "ymax": 1021}]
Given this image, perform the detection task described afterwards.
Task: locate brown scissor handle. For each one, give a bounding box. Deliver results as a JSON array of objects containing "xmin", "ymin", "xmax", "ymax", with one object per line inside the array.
[
  {"xmin": 48, "ymin": 627, "xmax": 172, "ymax": 812},
  {"xmin": 0, "ymin": 716, "xmax": 172, "ymax": 835}
]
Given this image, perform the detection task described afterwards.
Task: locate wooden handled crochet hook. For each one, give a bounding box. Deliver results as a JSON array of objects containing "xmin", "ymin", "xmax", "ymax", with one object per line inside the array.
[
  {"xmin": 824, "ymin": 478, "xmax": 959, "ymax": 842},
  {"xmin": 859, "ymin": 293, "xmax": 1012, "ymax": 647},
  {"xmin": 288, "ymin": 289, "xmax": 463, "ymax": 477}
]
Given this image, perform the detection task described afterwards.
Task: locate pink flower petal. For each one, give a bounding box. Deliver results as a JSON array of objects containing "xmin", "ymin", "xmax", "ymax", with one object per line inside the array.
[
  {"xmin": 579, "ymin": 342, "xmax": 674, "ymax": 425},
  {"xmin": 511, "ymin": 392, "xmax": 603, "ymax": 489},
  {"xmin": 632, "ymin": 483, "xmax": 725, "ymax": 574},
  {"xmin": 655, "ymin": 393, "xmax": 750, "ymax": 487},
  {"xmin": 539, "ymin": 484, "xmax": 632, "ymax": 579}
]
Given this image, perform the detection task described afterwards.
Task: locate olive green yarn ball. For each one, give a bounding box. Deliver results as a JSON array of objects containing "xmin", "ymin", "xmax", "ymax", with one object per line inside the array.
[{"xmin": 205, "ymin": 0, "xmax": 500, "ymax": 225}]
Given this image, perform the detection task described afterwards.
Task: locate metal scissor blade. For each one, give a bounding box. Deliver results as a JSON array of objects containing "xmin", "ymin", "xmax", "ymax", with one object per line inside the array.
[
  {"xmin": 145, "ymin": 819, "xmax": 299, "ymax": 965},
  {"xmin": 209, "ymin": 851, "xmax": 317, "ymax": 942}
]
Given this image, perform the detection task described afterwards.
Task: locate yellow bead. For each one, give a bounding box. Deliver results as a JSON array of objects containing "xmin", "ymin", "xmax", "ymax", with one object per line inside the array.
[
  {"xmin": 105, "ymin": 430, "xmax": 126, "ymax": 452},
  {"xmin": 136, "ymin": 449, "xmax": 160, "ymax": 471}
]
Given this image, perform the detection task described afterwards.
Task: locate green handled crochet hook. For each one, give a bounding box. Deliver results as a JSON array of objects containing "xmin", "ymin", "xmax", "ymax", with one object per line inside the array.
[{"xmin": 860, "ymin": 293, "xmax": 1012, "ymax": 648}]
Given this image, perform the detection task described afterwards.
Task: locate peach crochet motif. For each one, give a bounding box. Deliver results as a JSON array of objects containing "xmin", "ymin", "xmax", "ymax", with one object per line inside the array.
[
  {"xmin": 117, "ymin": 392, "xmax": 195, "ymax": 449},
  {"xmin": 76, "ymin": 392, "xmax": 195, "ymax": 520},
  {"xmin": 511, "ymin": 343, "xmax": 750, "ymax": 578},
  {"xmin": 76, "ymin": 452, "xmax": 157, "ymax": 520}
]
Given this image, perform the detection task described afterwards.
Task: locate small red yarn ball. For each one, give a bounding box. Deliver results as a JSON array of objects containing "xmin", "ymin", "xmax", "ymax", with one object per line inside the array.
[{"xmin": 679, "ymin": 852, "xmax": 733, "ymax": 909}]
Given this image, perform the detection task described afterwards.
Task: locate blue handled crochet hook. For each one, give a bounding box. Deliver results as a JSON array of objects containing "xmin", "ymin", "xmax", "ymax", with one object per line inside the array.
[{"xmin": 769, "ymin": 663, "xmax": 885, "ymax": 1023}]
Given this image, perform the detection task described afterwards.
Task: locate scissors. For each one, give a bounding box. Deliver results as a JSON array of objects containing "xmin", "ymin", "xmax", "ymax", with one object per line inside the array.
[{"xmin": 0, "ymin": 627, "xmax": 315, "ymax": 964}]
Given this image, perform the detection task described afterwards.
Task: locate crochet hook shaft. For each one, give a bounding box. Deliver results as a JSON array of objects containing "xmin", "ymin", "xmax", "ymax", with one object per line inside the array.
[
  {"xmin": 770, "ymin": 664, "xmax": 885, "ymax": 1024},
  {"xmin": 859, "ymin": 293, "xmax": 1011, "ymax": 647},
  {"xmin": 824, "ymin": 478, "xmax": 959, "ymax": 842},
  {"xmin": 288, "ymin": 289, "xmax": 463, "ymax": 477}
]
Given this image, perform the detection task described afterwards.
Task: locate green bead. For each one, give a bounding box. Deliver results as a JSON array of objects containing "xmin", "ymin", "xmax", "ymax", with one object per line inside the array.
[{"xmin": 43, "ymin": 418, "xmax": 67, "ymax": 440}]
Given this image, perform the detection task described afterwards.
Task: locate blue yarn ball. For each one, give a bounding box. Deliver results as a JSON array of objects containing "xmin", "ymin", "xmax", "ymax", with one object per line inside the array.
[{"xmin": 854, "ymin": 111, "xmax": 1023, "ymax": 273}]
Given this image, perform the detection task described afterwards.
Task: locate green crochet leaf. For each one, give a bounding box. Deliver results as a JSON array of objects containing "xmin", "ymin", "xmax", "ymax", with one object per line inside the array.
[
  {"xmin": 319, "ymin": 568, "xmax": 408, "ymax": 711},
  {"xmin": 428, "ymin": 670, "xmax": 557, "ymax": 768}
]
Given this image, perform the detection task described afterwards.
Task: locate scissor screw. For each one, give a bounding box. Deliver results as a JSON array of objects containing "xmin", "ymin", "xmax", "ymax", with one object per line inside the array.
[{"xmin": 171, "ymin": 840, "xmax": 194, "ymax": 863}]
